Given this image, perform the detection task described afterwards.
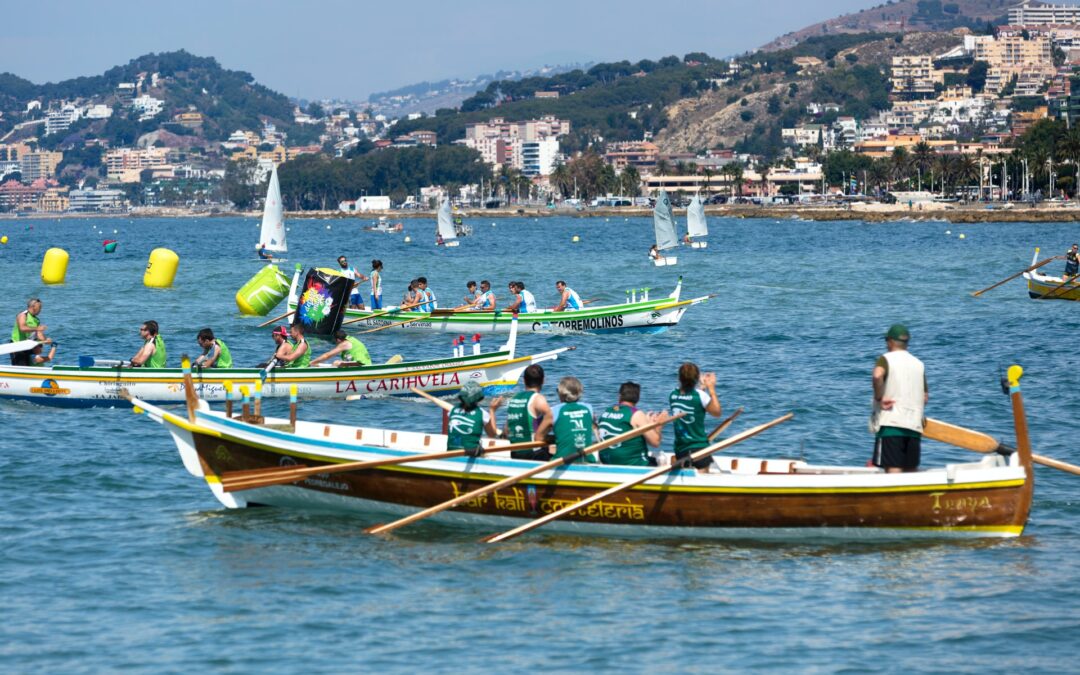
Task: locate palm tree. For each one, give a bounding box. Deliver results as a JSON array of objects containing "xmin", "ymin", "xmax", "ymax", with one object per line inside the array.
[
  {"xmin": 890, "ymin": 147, "xmax": 912, "ymax": 189},
  {"xmin": 550, "ymin": 162, "xmax": 571, "ymax": 200},
  {"xmin": 911, "ymin": 141, "xmax": 935, "ymax": 191},
  {"xmin": 654, "ymin": 158, "xmax": 671, "ymax": 177},
  {"xmin": 955, "ymin": 155, "xmax": 979, "ymax": 198},
  {"xmin": 701, "ymin": 166, "xmax": 714, "ymax": 199}
]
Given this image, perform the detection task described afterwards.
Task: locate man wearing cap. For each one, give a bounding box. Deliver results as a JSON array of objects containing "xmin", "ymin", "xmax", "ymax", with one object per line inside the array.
[
  {"xmin": 447, "ymin": 381, "xmax": 498, "ymax": 456},
  {"xmin": 870, "ymin": 324, "xmax": 928, "ymax": 473}
]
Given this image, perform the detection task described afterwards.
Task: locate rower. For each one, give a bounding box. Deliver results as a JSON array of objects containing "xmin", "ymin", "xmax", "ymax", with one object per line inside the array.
[
  {"xmin": 278, "ymin": 323, "xmax": 310, "ymax": 368},
  {"xmin": 470, "ymin": 280, "xmax": 496, "ymax": 311},
  {"xmin": 552, "ymin": 280, "xmax": 582, "ymax": 312},
  {"xmin": 10, "ymin": 297, "xmax": 49, "ymax": 366},
  {"xmin": 447, "ymin": 381, "xmax": 499, "ymax": 456},
  {"xmin": 518, "ymin": 281, "xmax": 538, "ymax": 313},
  {"xmin": 29, "ymin": 341, "xmax": 57, "ymax": 366},
  {"xmin": 1065, "ymin": 243, "xmax": 1079, "ymax": 278},
  {"xmin": 416, "ymin": 276, "xmax": 437, "ymax": 312},
  {"xmin": 488, "ymin": 364, "xmax": 553, "ymax": 460},
  {"xmin": 271, "ymin": 326, "xmax": 292, "ymax": 365},
  {"xmin": 132, "ymin": 320, "xmax": 167, "ymax": 368},
  {"xmin": 597, "ymin": 382, "xmax": 668, "ymax": 466},
  {"xmin": 549, "ymin": 376, "xmax": 597, "ymax": 464},
  {"xmin": 505, "ymin": 282, "xmax": 524, "ymax": 314},
  {"xmin": 193, "ymin": 328, "xmax": 232, "ymax": 368},
  {"xmin": 309, "ymin": 330, "xmax": 372, "ymax": 367},
  {"xmin": 462, "ymin": 280, "xmax": 480, "ymax": 306},
  {"xmin": 669, "ymin": 362, "xmax": 722, "ymax": 471}
]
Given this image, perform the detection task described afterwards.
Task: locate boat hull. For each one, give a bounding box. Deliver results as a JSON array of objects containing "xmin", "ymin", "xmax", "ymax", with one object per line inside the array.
[
  {"xmin": 167, "ymin": 410, "xmax": 1031, "ymax": 539},
  {"xmin": 0, "ymin": 348, "xmax": 566, "ymax": 407},
  {"xmin": 1025, "ymin": 274, "xmax": 1080, "ymax": 300}
]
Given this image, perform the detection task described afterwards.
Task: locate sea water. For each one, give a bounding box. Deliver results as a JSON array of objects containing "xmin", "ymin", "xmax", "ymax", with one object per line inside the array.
[{"xmin": 1, "ymin": 215, "xmax": 1078, "ymax": 672}]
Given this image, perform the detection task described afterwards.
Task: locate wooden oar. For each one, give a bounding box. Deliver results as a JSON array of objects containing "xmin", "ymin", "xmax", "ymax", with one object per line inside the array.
[
  {"xmin": 257, "ymin": 309, "xmax": 295, "ymax": 328},
  {"xmin": 971, "ymin": 256, "xmax": 1058, "ymax": 297},
  {"xmin": 408, "ymin": 386, "xmax": 454, "ymax": 410},
  {"xmin": 341, "ymin": 301, "xmax": 425, "ymax": 326},
  {"xmin": 482, "ymin": 412, "xmax": 794, "ymax": 543},
  {"xmin": 220, "ymin": 439, "xmax": 547, "ymax": 492},
  {"xmin": 364, "ymin": 413, "xmax": 684, "ymax": 535},
  {"xmin": 923, "ymin": 417, "xmax": 1080, "ymax": 476},
  {"xmin": 707, "ymin": 407, "xmax": 744, "ymax": 441}
]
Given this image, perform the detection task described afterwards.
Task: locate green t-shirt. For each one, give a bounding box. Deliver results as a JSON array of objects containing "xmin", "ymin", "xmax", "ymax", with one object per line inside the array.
[
  {"xmin": 506, "ymin": 390, "xmax": 537, "ymax": 459},
  {"xmin": 598, "ymin": 404, "xmax": 649, "ymax": 466},
  {"xmin": 553, "ymin": 402, "xmax": 596, "ymax": 463},
  {"xmin": 448, "ymin": 406, "xmax": 485, "ymax": 450},
  {"xmin": 11, "ymin": 311, "xmax": 39, "ymax": 342},
  {"xmin": 345, "ymin": 336, "xmax": 371, "ymax": 365},
  {"xmin": 284, "ymin": 338, "xmax": 310, "ymax": 368},
  {"xmin": 214, "ymin": 339, "xmax": 232, "ymax": 368},
  {"xmin": 147, "ymin": 335, "xmax": 167, "ymax": 368},
  {"xmin": 669, "ymin": 388, "xmax": 709, "ymax": 457}
]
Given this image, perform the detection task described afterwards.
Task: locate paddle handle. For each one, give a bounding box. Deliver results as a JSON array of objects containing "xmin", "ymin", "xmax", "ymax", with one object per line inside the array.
[
  {"xmin": 257, "ymin": 309, "xmax": 295, "ymax": 328},
  {"xmin": 971, "ymin": 256, "xmax": 1058, "ymax": 297},
  {"xmin": 410, "ymin": 387, "xmax": 455, "ymax": 411},
  {"xmin": 707, "ymin": 407, "xmax": 744, "ymax": 441}
]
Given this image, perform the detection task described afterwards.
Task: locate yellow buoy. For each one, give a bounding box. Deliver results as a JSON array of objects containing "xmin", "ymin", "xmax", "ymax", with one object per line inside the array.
[
  {"xmin": 959, "ymin": 233, "xmax": 966, "ymax": 239},
  {"xmin": 144, "ymin": 248, "xmax": 179, "ymax": 288},
  {"xmin": 41, "ymin": 247, "xmax": 69, "ymax": 284},
  {"xmin": 571, "ymin": 235, "xmax": 581, "ymax": 243},
  {"xmin": 1, "ymin": 235, "xmax": 7, "ymax": 244}
]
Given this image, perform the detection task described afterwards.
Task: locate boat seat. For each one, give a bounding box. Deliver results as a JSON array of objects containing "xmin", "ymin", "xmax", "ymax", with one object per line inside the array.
[{"xmin": 712, "ymin": 457, "xmax": 804, "ymax": 474}]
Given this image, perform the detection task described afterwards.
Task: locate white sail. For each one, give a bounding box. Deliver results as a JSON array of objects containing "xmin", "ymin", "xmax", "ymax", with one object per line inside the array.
[
  {"xmin": 653, "ymin": 189, "xmax": 677, "ymax": 250},
  {"xmin": 437, "ymin": 199, "xmax": 457, "ymax": 243},
  {"xmin": 258, "ymin": 165, "xmax": 287, "ymax": 253},
  {"xmin": 687, "ymin": 194, "xmax": 708, "ymax": 240}
]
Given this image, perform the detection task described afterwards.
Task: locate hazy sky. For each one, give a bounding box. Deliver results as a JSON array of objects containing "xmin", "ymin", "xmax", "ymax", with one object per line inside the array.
[{"xmin": 2, "ymin": 0, "xmax": 873, "ymax": 100}]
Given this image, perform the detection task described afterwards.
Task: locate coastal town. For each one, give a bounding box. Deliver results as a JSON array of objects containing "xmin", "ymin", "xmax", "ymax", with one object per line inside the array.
[{"xmin": 5, "ymin": 1, "xmax": 1080, "ymax": 219}]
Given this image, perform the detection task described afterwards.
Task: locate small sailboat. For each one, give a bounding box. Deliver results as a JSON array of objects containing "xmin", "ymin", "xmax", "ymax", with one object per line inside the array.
[
  {"xmin": 256, "ymin": 165, "xmax": 287, "ymax": 262},
  {"xmin": 685, "ymin": 194, "xmax": 708, "ymax": 249},
  {"xmin": 651, "ymin": 189, "xmax": 677, "ymax": 266},
  {"xmin": 436, "ymin": 198, "xmax": 459, "ymax": 247}
]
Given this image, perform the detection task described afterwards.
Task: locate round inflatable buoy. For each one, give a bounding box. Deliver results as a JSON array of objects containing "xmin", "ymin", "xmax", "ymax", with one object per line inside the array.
[
  {"xmin": 41, "ymin": 247, "xmax": 69, "ymax": 284},
  {"xmin": 572, "ymin": 235, "xmax": 581, "ymax": 243},
  {"xmin": 959, "ymin": 233, "xmax": 966, "ymax": 240},
  {"xmin": 404, "ymin": 236, "xmax": 412, "ymax": 243},
  {"xmin": 144, "ymin": 248, "xmax": 179, "ymax": 288},
  {"xmin": 1, "ymin": 235, "xmax": 7, "ymax": 245}
]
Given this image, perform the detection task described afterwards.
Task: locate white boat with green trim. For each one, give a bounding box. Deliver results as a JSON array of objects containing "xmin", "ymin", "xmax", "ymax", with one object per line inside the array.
[
  {"xmin": 0, "ymin": 323, "xmax": 569, "ymax": 407},
  {"xmin": 285, "ymin": 270, "xmax": 712, "ymax": 335}
]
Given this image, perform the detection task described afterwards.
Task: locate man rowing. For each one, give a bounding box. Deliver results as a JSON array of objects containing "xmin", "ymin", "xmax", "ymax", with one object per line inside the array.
[
  {"xmin": 669, "ymin": 362, "xmax": 722, "ymax": 471},
  {"xmin": 489, "ymin": 364, "xmax": 553, "ymax": 460},
  {"xmin": 447, "ymin": 381, "xmax": 499, "ymax": 456},
  {"xmin": 131, "ymin": 320, "xmax": 167, "ymax": 368},
  {"xmin": 550, "ymin": 376, "xmax": 598, "ymax": 464},
  {"xmin": 309, "ymin": 330, "xmax": 372, "ymax": 367},
  {"xmin": 470, "ymin": 280, "xmax": 496, "ymax": 311},
  {"xmin": 552, "ymin": 280, "xmax": 582, "ymax": 312},
  {"xmin": 598, "ymin": 382, "xmax": 668, "ymax": 466},
  {"xmin": 10, "ymin": 297, "xmax": 49, "ymax": 366},
  {"xmin": 462, "ymin": 280, "xmax": 480, "ymax": 305},
  {"xmin": 416, "ymin": 276, "xmax": 437, "ymax": 312},
  {"xmin": 194, "ymin": 328, "xmax": 232, "ymax": 368},
  {"xmin": 517, "ymin": 282, "xmax": 538, "ymax": 313}
]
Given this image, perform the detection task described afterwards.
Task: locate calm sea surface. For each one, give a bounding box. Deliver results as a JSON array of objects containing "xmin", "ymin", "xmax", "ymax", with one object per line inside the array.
[{"xmin": 1, "ymin": 213, "xmax": 1078, "ymax": 672}]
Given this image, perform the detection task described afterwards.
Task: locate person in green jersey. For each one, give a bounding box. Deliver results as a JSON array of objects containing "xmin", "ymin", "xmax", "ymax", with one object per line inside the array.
[
  {"xmin": 10, "ymin": 298, "xmax": 50, "ymax": 366},
  {"xmin": 668, "ymin": 362, "xmax": 721, "ymax": 471},
  {"xmin": 488, "ymin": 364, "xmax": 553, "ymax": 460},
  {"xmin": 550, "ymin": 376, "xmax": 597, "ymax": 463},
  {"xmin": 598, "ymin": 382, "xmax": 669, "ymax": 466},
  {"xmin": 277, "ymin": 323, "xmax": 310, "ymax": 369},
  {"xmin": 310, "ymin": 330, "xmax": 372, "ymax": 367},
  {"xmin": 193, "ymin": 328, "xmax": 232, "ymax": 368},
  {"xmin": 447, "ymin": 381, "xmax": 498, "ymax": 456},
  {"xmin": 131, "ymin": 320, "xmax": 167, "ymax": 368}
]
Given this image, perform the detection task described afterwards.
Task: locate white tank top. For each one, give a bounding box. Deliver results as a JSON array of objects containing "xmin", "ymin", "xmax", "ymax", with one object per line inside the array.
[{"xmin": 872, "ymin": 350, "xmax": 926, "ymax": 433}]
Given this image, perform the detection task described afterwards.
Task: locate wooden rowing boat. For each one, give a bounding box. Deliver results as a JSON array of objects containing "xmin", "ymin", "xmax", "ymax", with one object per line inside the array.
[
  {"xmin": 0, "ymin": 323, "xmax": 569, "ymax": 407},
  {"xmin": 129, "ymin": 367, "xmax": 1036, "ymax": 539},
  {"xmin": 285, "ymin": 269, "xmax": 712, "ymax": 335},
  {"xmin": 1024, "ymin": 248, "xmax": 1080, "ymax": 300}
]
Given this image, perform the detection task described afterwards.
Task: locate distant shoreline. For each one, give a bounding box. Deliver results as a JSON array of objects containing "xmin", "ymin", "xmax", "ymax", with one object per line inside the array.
[{"xmin": 5, "ymin": 203, "xmax": 1080, "ymax": 223}]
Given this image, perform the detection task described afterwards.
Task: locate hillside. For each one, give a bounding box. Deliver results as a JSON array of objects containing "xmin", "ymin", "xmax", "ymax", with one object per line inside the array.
[
  {"xmin": 761, "ymin": 0, "xmax": 1010, "ymax": 51},
  {"xmin": 658, "ymin": 31, "xmax": 963, "ymax": 153},
  {"xmin": 0, "ymin": 51, "xmax": 320, "ymax": 148}
]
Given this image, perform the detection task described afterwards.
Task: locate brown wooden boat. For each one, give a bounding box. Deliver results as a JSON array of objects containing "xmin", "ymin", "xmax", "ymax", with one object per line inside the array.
[{"xmin": 129, "ymin": 367, "xmax": 1036, "ymax": 539}]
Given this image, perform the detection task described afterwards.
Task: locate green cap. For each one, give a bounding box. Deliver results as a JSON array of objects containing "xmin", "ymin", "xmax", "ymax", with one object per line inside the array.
[
  {"xmin": 885, "ymin": 324, "xmax": 910, "ymax": 341},
  {"xmin": 458, "ymin": 380, "xmax": 485, "ymax": 406}
]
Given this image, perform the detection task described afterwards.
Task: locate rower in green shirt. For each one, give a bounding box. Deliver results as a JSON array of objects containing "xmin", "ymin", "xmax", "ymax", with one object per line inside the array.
[
  {"xmin": 309, "ymin": 330, "xmax": 372, "ymax": 367},
  {"xmin": 550, "ymin": 376, "xmax": 597, "ymax": 463},
  {"xmin": 132, "ymin": 320, "xmax": 167, "ymax": 368},
  {"xmin": 488, "ymin": 364, "xmax": 553, "ymax": 460},
  {"xmin": 194, "ymin": 328, "xmax": 232, "ymax": 368},
  {"xmin": 668, "ymin": 362, "xmax": 721, "ymax": 470},
  {"xmin": 10, "ymin": 297, "xmax": 50, "ymax": 366},
  {"xmin": 598, "ymin": 382, "xmax": 668, "ymax": 466},
  {"xmin": 447, "ymin": 381, "xmax": 498, "ymax": 455},
  {"xmin": 277, "ymin": 323, "xmax": 310, "ymax": 369}
]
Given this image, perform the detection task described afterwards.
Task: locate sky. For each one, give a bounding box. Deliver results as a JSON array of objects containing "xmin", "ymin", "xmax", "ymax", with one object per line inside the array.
[{"xmin": 1, "ymin": 0, "xmax": 874, "ymax": 101}]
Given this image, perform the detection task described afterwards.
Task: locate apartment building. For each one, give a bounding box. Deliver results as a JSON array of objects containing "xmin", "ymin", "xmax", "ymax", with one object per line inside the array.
[
  {"xmin": 68, "ymin": 188, "xmax": 127, "ymax": 212},
  {"xmin": 781, "ymin": 124, "xmax": 823, "ymax": 146},
  {"xmin": 971, "ymin": 33, "xmax": 1055, "ymax": 93},
  {"xmin": 45, "ymin": 103, "xmax": 81, "ymax": 136},
  {"xmin": 21, "ymin": 151, "xmax": 63, "ymax": 182},
  {"xmin": 603, "ymin": 141, "xmax": 660, "ymax": 172},
  {"xmin": 891, "ymin": 55, "xmax": 941, "ymax": 98},
  {"xmin": 105, "ymin": 147, "xmax": 169, "ymax": 182},
  {"xmin": 1009, "ymin": 1, "xmax": 1080, "ymax": 25},
  {"xmin": 462, "ymin": 115, "xmax": 569, "ymax": 174}
]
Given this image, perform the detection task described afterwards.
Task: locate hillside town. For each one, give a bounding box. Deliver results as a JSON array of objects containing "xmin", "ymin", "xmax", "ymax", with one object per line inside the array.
[{"xmin": 5, "ymin": 1, "xmax": 1080, "ymax": 215}]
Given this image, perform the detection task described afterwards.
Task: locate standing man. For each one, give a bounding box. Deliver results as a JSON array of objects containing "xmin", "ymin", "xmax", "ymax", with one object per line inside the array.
[
  {"xmin": 194, "ymin": 328, "xmax": 232, "ymax": 368},
  {"xmin": 598, "ymin": 382, "xmax": 668, "ymax": 466},
  {"xmin": 552, "ymin": 280, "xmax": 583, "ymax": 312},
  {"xmin": 870, "ymin": 324, "xmax": 928, "ymax": 474},
  {"xmin": 338, "ymin": 255, "xmax": 368, "ymax": 309},
  {"xmin": 1064, "ymin": 243, "xmax": 1079, "ymax": 278},
  {"xmin": 489, "ymin": 364, "xmax": 553, "ymax": 460},
  {"xmin": 132, "ymin": 320, "xmax": 167, "ymax": 368},
  {"xmin": 669, "ymin": 362, "xmax": 722, "ymax": 470},
  {"xmin": 11, "ymin": 298, "xmax": 49, "ymax": 366}
]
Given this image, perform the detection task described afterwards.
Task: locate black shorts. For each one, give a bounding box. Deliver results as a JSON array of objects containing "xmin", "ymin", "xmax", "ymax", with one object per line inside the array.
[
  {"xmin": 674, "ymin": 451, "xmax": 713, "ymax": 470},
  {"xmin": 10, "ymin": 350, "xmax": 30, "ymax": 366},
  {"xmin": 873, "ymin": 435, "xmax": 921, "ymax": 470}
]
